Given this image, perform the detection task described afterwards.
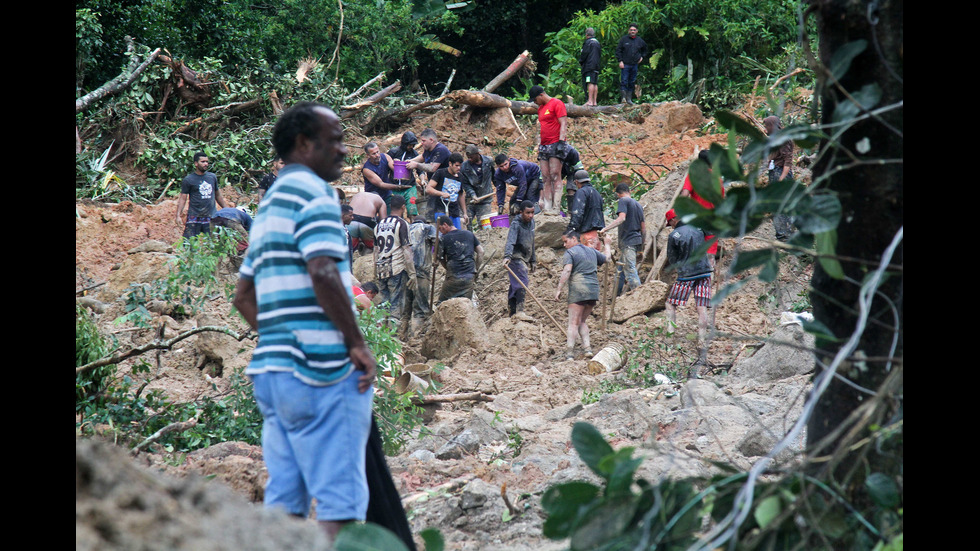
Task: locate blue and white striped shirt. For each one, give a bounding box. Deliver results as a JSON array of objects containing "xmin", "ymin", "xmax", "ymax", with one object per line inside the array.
[{"xmin": 240, "ymin": 164, "xmax": 355, "ymax": 385}]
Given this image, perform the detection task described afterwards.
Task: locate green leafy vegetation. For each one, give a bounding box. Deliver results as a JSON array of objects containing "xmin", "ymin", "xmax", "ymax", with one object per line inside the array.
[
  {"xmin": 543, "ymin": 0, "xmax": 811, "ymax": 110},
  {"xmin": 581, "ymin": 325, "xmax": 685, "ymax": 404},
  {"xmin": 356, "ymin": 305, "xmax": 430, "ymax": 455},
  {"xmin": 117, "ymin": 229, "xmax": 241, "ymax": 327}
]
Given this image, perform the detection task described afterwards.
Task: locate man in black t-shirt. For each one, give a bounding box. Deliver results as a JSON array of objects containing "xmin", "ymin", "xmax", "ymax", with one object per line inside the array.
[
  {"xmin": 436, "ymin": 216, "xmax": 484, "ymax": 303},
  {"xmin": 257, "ymin": 155, "xmax": 284, "ymax": 203},
  {"xmin": 426, "ymin": 153, "xmax": 468, "ymax": 228},
  {"xmin": 176, "ymin": 152, "xmax": 229, "ymax": 238},
  {"xmin": 600, "ymin": 182, "xmax": 646, "ymax": 292}
]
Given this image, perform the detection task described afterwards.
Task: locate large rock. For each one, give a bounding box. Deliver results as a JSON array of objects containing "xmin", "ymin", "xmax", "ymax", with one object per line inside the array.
[
  {"xmin": 486, "ymin": 107, "xmax": 522, "ymax": 139},
  {"xmin": 421, "ymin": 298, "xmax": 489, "ymax": 359},
  {"xmin": 731, "ymin": 324, "xmax": 816, "ymax": 382},
  {"xmin": 351, "ymin": 254, "xmax": 375, "ymax": 285},
  {"xmin": 665, "ymin": 102, "xmax": 704, "ymax": 133},
  {"xmin": 76, "ymin": 439, "xmax": 327, "ymax": 550},
  {"xmin": 104, "ymin": 251, "xmax": 175, "ymax": 301},
  {"xmin": 534, "ymin": 212, "xmax": 569, "ymax": 249},
  {"xmin": 609, "ymin": 280, "xmax": 670, "ymax": 323}
]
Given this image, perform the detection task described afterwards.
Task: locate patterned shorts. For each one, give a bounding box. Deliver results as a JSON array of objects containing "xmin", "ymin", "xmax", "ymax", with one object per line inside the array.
[{"xmin": 668, "ymin": 277, "xmax": 712, "ymax": 307}]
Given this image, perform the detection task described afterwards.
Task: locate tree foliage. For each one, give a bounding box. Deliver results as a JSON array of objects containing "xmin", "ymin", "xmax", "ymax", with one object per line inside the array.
[
  {"xmin": 75, "ymin": 0, "xmax": 429, "ymax": 94},
  {"xmin": 543, "ymin": 0, "xmax": 806, "ymax": 108}
]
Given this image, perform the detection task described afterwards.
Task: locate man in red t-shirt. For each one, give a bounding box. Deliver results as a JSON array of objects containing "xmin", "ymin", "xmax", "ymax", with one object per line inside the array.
[
  {"xmin": 680, "ymin": 150, "xmax": 725, "ymax": 266},
  {"xmin": 529, "ymin": 85, "xmax": 568, "ymax": 213}
]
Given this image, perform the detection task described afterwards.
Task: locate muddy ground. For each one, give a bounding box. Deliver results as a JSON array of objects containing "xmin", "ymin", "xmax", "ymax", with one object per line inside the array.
[{"xmin": 76, "ymin": 98, "xmax": 814, "ymax": 550}]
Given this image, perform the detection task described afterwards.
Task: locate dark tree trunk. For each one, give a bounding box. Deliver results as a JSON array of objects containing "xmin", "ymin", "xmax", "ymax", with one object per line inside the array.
[{"xmin": 807, "ymin": 0, "xmax": 903, "ymax": 501}]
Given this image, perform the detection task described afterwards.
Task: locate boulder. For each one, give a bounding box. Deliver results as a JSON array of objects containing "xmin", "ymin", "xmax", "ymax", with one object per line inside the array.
[
  {"xmin": 534, "ymin": 212, "xmax": 569, "ymax": 249},
  {"xmin": 351, "ymin": 254, "xmax": 375, "ymax": 285},
  {"xmin": 421, "ymin": 298, "xmax": 489, "ymax": 359},
  {"xmin": 486, "ymin": 107, "xmax": 522, "ymax": 139},
  {"xmin": 104, "ymin": 251, "xmax": 174, "ymax": 300},
  {"xmin": 665, "ymin": 102, "xmax": 704, "ymax": 133},
  {"xmin": 609, "ymin": 280, "xmax": 669, "ymax": 323},
  {"xmin": 730, "ymin": 324, "xmax": 816, "ymax": 382}
]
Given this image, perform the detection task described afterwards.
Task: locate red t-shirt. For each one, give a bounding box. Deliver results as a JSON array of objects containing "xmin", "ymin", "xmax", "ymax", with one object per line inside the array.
[
  {"xmin": 538, "ymin": 98, "xmax": 567, "ymax": 145},
  {"xmin": 682, "ymin": 174, "xmax": 725, "ymax": 255}
]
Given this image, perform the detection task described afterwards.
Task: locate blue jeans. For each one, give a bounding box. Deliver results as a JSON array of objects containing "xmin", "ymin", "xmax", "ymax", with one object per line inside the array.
[
  {"xmin": 620, "ymin": 64, "xmax": 638, "ymax": 92},
  {"xmin": 252, "ymin": 371, "xmax": 373, "ymax": 520},
  {"xmin": 380, "ymin": 270, "xmax": 409, "ymax": 322},
  {"xmin": 619, "ymin": 244, "xmax": 642, "ymax": 291}
]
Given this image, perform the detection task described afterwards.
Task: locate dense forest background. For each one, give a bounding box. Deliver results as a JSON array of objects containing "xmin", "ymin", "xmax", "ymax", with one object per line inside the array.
[{"xmin": 76, "ymin": 0, "xmax": 804, "ymax": 106}]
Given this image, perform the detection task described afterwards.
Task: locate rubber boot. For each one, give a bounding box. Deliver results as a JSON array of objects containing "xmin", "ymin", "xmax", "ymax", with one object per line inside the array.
[
  {"xmin": 514, "ymin": 300, "xmax": 533, "ymax": 322},
  {"xmin": 508, "ymin": 297, "xmax": 517, "ymax": 317},
  {"xmin": 625, "ymin": 90, "xmax": 634, "ymax": 105}
]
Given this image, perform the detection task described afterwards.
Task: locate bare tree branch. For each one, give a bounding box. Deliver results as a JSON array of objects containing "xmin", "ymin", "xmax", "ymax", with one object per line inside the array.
[
  {"xmin": 75, "ymin": 326, "xmax": 254, "ymax": 375},
  {"xmin": 76, "ymin": 37, "xmax": 161, "ymax": 114}
]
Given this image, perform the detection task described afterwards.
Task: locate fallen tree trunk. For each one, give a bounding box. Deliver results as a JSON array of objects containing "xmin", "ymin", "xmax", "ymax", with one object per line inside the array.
[
  {"xmin": 76, "ymin": 37, "xmax": 161, "ymax": 113},
  {"xmin": 344, "ymin": 71, "xmax": 385, "ymax": 101},
  {"xmin": 447, "ymin": 90, "xmax": 622, "ymax": 117},
  {"xmin": 412, "ymin": 392, "xmax": 495, "ymax": 405},
  {"xmin": 482, "ymin": 50, "xmax": 530, "ymax": 93},
  {"xmin": 340, "ymin": 80, "xmax": 402, "ymax": 119},
  {"xmin": 644, "ymin": 175, "xmax": 689, "ymax": 282},
  {"xmin": 361, "ymin": 95, "xmax": 447, "ymax": 134}
]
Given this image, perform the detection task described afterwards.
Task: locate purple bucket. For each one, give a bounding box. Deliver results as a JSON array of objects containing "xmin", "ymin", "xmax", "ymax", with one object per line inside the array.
[
  {"xmin": 490, "ymin": 214, "xmax": 511, "ymax": 228},
  {"xmin": 393, "ymin": 160, "xmax": 410, "ymax": 180}
]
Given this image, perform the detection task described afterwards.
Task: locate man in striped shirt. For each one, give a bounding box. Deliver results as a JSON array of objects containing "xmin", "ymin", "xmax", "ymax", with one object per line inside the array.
[{"xmin": 232, "ymin": 102, "xmax": 376, "ymax": 544}]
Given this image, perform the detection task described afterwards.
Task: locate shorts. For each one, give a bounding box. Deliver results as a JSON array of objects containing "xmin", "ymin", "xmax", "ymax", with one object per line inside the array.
[
  {"xmin": 348, "ymin": 219, "xmax": 376, "ymax": 242},
  {"xmin": 574, "ymin": 299, "xmax": 597, "ymax": 307},
  {"xmin": 252, "ymin": 370, "xmax": 373, "ymax": 521},
  {"xmin": 538, "ymin": 142, "xmax": 565, "ymax": 161},
  {"xmin": 667, "ymin": 277, "xmax": 712, "ymax": 307},
  {"xmin": 582, "ymin": 71, "xmax": 598, "ymax": 91}
]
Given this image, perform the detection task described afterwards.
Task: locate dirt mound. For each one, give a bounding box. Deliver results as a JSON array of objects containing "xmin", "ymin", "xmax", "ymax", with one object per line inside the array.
[
  {"xmin": 421, "ymin": 297, "xmax": 489, "ymax": 359},
  {"xmin": 76, "ymin": 438, "xmax": 327, "ymax": 551}
]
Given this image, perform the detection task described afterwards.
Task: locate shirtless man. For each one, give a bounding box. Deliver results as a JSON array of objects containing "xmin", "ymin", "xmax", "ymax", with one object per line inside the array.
[{"xmin": 348, "ymin": 191, "xmax": 388, "ymax": 251}]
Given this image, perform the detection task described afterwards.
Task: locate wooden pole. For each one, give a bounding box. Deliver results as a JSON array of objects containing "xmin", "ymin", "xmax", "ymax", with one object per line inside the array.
[
  {"xmin": 600, "ymin": 262, "xmax": 610, "ymax": 331},
  {"xmin": 504, "ymin": 263, "xmax": 565, "ymax": 335}
]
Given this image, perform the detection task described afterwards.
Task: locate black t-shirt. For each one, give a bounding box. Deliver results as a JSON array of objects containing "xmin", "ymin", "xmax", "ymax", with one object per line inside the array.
[
  {"xmin": 258, "ymin": 172, "xmax": 276, "ymax": 192},
  {"xmin": 616, "ymin": 197, "xmax": 644, "ymax": 247},
  {"xmin": 440, "ymin": 229, "xmax": 480, "ymax": 279},
  {"xmin": 429, "ymin": 168, "xmax": 464, "ymax": 218}
]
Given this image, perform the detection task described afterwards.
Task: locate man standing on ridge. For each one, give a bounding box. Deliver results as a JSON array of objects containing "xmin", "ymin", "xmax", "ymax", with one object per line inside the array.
[
  {"xmin": 176, "ymin": 151, "xmax": 230, "ymax": 238},
  {"xmin": 529, "ymin": 85, "xmax": 567, "ymax": 213},
  {"xmin": 579, "ymin": 27, "xmax": 601, "ymax": 107},
  {"xmin": 615, "ymin": 23, "xmax": 647, "ymax": 105},
  {"xmin": 232, "ymin": 102, "xmax": 376, "ymax": 545}
]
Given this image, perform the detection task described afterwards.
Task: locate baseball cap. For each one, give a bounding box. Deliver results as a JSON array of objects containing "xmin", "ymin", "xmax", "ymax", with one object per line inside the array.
[
  {"xmin": 464, "ymin": 144, "xmax": 480, "ymax": 156},
  {"xmin": 573, "ymin": 169, "xmax": 591, "ymax": 183},
  {"xmin": 528, "ymin": 85, "xmax": 545, "ymax": 102},
  {"xmin": 665, "ymin": 209, "xmax": 677, "ymax": 221}
]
